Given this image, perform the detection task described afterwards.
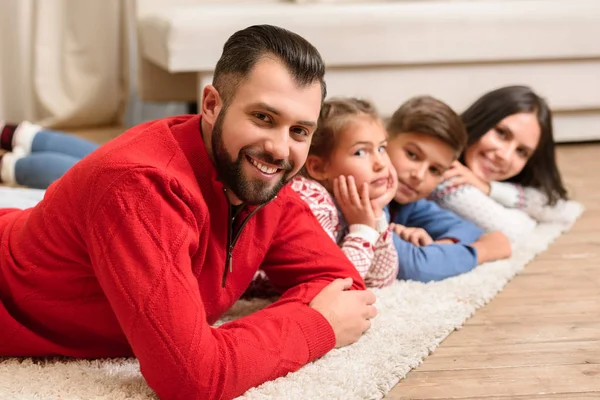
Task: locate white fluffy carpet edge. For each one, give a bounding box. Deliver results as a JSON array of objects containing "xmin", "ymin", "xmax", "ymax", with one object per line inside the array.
[{"xmin": 0, "ymin": 187, "xmax": 584, "ymax": 400}]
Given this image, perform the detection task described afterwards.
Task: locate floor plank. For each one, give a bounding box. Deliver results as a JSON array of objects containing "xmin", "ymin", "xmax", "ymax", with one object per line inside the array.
[
  {"xmin": 415, "ymin": 341, "xmax": 600, "ymax": 371},
  {"xmin": 389, "ymin": 365, "xmax": 600, "ymax": 399}
]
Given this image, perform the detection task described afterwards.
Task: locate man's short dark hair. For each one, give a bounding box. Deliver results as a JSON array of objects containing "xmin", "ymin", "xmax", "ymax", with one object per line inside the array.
[{"xmin": 213, "ymin": 25, "xmax": 327, "ymax": 105}]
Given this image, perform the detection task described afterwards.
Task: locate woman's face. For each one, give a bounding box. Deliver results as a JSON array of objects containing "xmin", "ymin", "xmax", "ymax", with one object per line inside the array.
[{"xmin": 464, "ymin": 112, "xmax": 541, "ymax": 183}]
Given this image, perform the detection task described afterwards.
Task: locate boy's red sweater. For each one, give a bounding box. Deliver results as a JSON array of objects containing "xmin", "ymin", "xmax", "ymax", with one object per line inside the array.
[{"xmin": 0, "ymin": 115, "xmax": 365, "ymax": 399}]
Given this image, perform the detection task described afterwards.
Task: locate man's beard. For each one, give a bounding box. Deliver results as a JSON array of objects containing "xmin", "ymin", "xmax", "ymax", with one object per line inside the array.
[{"xmin": 211, "ymin": 112, "xmax": 294, "ymax": 205}]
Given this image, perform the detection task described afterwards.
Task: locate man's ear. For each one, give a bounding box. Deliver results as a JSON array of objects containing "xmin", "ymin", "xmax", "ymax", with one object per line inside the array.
[
  {"xmin": 201, "ymin": 85, "xmax": 223, "ymax": 126},
  {"xmin": 305, "ymin": 155, "xmax": 329, "ymax": 181}
]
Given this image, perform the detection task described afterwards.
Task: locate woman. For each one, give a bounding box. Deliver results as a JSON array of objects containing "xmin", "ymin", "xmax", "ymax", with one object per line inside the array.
[
  {"xmin": 428, "ymin": 85, "xmax": 581, "ymax": 243},
  {"xmin": 0, "ymin": 121, "xmax": 99, "ymax": 189}
]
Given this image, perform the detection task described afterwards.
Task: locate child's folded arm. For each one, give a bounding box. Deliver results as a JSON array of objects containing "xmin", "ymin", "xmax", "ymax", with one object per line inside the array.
[
  {"xmin": 392, "ymin": 233, "xmax": 478, "ymax": 282},
  {"xmin": 364, "ymin": 227, "xmax": 399, "ymax": 288},
  {"xmin": 402, "ymin": 199, "xmax": 484, "ymax": 244},
  {"xmin": 470, "ymin": 230, "xmax": 512, "ymax": 264},
  {"xmin": 340, "ymin": 227, "xmax": 377, "ymax": 279}
]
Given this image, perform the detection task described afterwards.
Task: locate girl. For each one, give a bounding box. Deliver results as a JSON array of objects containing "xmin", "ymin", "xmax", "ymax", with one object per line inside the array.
[
  {"xmin": 0, "ymin": 121, "xmax": 99, "ymax": 189},
  {"xmin": 291, "ymin": 97, "xmax": 399, "ymax": 288},
  {"xmin": 428, "ymin": 85, "xmax": 581, "ymax": 243}
]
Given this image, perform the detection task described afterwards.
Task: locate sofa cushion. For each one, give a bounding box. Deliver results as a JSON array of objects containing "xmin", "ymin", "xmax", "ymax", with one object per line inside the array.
[{"xmin": 138, "ymin": 0, "xmax": 600, "ymax": 73}]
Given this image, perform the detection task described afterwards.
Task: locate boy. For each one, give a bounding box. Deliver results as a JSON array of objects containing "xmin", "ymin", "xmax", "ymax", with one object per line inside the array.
[{"xmin": 386, "ymin": 95, "xmax": 511, "ymax": 282}]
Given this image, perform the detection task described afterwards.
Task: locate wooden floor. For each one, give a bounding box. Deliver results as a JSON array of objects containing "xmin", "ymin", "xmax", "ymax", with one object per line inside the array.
[
  {"xmin": 22, "ymin": 127, "xmax": 600, "ymax": 398},
  {"xmin": 387, "ymin": 142, "xmax": 600, "ymax": 399}
]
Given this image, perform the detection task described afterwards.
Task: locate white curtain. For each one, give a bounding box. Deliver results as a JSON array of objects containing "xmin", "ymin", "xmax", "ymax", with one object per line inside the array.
[{"xmin": 0, "ymin": 0, "xmax": 127, "ymax": 129}]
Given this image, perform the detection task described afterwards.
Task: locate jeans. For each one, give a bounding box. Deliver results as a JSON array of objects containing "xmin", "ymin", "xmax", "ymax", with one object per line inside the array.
[{"xmin": 14, "ymin": 129, "xmax": 99, "ymax": 189}]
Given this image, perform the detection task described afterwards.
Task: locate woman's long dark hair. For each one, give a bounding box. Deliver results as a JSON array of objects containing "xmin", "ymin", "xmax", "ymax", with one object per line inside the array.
[{"xmin": 461, "ymin": 85, "xmax": 568, "ymax": 204}]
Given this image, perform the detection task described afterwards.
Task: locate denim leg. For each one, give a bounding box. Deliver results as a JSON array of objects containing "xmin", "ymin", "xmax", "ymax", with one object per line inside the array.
[
  {"xmin": 14, "ymin": 152, "xmax": 82, "ymax": 189},
  {"xmin": 31, "ymin": 130, "xmax": 100, "ymax": 159}
]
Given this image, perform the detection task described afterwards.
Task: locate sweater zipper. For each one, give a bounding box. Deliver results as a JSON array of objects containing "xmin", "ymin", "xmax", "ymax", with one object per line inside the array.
[{"xmin": 221, "ymin": 197, "xmax": 273, "ymax": 287}]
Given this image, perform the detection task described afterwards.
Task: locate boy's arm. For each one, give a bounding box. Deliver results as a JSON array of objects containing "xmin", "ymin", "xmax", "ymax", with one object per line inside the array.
[
  {"xmin": 393, "ymin": 233, "xmax": 479, "ymax": 282},
  {"xmin": 88, "ymin": 170, "xmax": 364, "ymax": 400},
  {"xmin": 471, "ymin": 231, "xmax": 512, "ymax": 264},
  {"xmin": 428, "ymin": 181, "xmax": 537, "ymax": 243},
  {"xmin": 393, "ymin": 230, "xmax": 511, "ymax": 282},
  {"xmin": 403, "ymin": 199, "xmax": 484, "ymax": 244}
]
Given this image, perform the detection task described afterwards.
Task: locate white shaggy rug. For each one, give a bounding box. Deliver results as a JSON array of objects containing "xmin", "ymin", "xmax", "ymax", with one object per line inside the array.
[{"xmin": 0, "ymin": 187, "xmax": 584, "ymax": 400}]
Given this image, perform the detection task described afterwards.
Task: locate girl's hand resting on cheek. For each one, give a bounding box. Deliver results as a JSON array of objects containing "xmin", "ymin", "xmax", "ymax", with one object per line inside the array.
[
  {"xmin": 443, "ymin": 160, "xmax": 491, "ymax": 195},
  {"xmin": 333, "ymin": 175, "xmax": 377, "ymax": 229},
  {"xmin": 390, "ymin": 223, "xmax": 434, "ymax": 246},
  {"xmin": 370, "ymin": 165, "xmax": 398, "ymax": 217}
]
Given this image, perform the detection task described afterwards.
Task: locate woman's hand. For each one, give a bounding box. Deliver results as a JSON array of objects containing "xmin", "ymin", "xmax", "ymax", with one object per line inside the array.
[
  {"xmin": 333, "ymin": 175, "xmax": 377, "ymax": 228},
  {"xmin": 443, "ymin": 160, "xmax": 491, "ymax": 195}
]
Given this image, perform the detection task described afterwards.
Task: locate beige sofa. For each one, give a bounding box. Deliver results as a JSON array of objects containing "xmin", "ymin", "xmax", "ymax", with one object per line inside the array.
[{"xmin": 135, "ymin": 0, "xmax": 600, "ymax": 142}]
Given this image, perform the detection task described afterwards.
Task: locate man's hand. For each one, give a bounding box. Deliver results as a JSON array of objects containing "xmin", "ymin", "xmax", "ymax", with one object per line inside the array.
[
  {"xmin": 443, "ymin": 160, "xmax": 491, "ymax": 195},
  {"xmin": 390, "ymin": 223, "xmax": 434, "ymax": 246},
  {"xmin": 333, "ymin": 175, "xmax": 377, "ymax": 228},
  {"xmin": 310, "ymin": 278, "xmax": 377, "ymax": 348}
]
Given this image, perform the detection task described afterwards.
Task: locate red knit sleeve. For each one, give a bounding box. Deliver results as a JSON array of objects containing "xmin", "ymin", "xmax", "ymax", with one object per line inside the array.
[
  {"xmin": 260, "ymin": 191, "xmax": 366, "ymax": 301},
  {"xmin": 0, "ymin": 208, "xmax": 20, "ymax": 218},
  {"xmin": 85, "ymin": 169, "xmax": 349, "ymax": 400}
]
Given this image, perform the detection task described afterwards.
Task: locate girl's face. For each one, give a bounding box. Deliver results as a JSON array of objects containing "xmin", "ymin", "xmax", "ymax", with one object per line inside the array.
[
  {"xmin": 320, "ymin": 117, "xmax": 391, "ymax": 199},
  {"xmin": 464, "ymin": 112, "xmax": 541, "ymax": 183}
]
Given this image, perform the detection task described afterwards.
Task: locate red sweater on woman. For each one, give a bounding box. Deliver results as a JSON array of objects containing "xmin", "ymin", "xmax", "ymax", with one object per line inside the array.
[{"xmin": 0, "ymin": 115, "xmax": 365, "ymax": 400}]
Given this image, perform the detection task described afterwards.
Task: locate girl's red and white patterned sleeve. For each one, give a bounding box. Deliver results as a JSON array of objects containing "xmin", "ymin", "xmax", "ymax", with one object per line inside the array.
[
  {"xmin": 291, "ymin": 176, "xmax": 376, "ymax": 279},
  {"xmin": 365, "ymin": 226, "xmax": 399, "ymax": 288}
]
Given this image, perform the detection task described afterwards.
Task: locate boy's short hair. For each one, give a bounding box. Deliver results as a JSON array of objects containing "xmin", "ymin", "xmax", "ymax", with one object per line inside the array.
[{"xmin": 387, "ymin": 95, "xmax": 467, "ymax": 156}]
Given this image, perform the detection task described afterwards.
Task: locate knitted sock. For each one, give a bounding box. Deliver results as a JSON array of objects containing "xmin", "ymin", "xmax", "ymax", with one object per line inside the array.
[
  {"xmin": 0, "ymin": 152, "xmax": 23, "ymax": 185},
  {"xmin": 12, "ymin": 121, "xmax": 42, "ymax": 154},
  {"xmin": 0, "ymin": 122, "xmax": 18, "ymax": 151}
]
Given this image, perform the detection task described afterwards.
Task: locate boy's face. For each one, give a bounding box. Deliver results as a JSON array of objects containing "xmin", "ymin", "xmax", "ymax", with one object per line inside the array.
[{"xmin": 386, "ymin": 133, "xmax": 456, "ymax": 204}]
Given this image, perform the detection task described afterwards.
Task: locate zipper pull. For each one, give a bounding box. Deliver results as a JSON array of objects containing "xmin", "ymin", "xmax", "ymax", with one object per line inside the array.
[{"xmin": 222, "ymin": 250, "xmax": 233, "ymax": 288}]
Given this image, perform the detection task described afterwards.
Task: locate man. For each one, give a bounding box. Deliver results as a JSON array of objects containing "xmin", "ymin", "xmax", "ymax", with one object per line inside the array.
[{"xmin": 0, "ymin": 25, "xmax": 376, "ymax": 399}]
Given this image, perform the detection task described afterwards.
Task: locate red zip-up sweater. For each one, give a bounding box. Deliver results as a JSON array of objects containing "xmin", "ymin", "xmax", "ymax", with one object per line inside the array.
[{"xmin": 0, "ymin": 115, "xmax": 365, "ymax": 399}]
